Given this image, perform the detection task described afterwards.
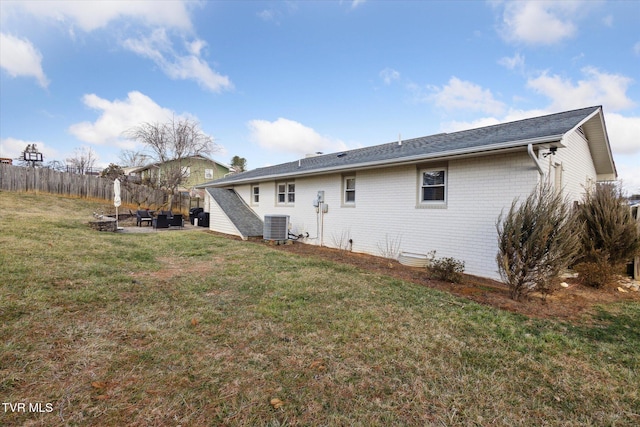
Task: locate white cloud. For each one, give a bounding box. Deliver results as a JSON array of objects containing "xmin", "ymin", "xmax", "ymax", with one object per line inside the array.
[
  {"xmin": 123, "ymin": 29, "xmax": 233, "ymax": 93},
  {"xmin": 379, "ymin": 68, "xmax": 400, "ymax": 85},
  {"xmin": 617, "ymin": 158, "xmax": 640, "ymax": 195},
  {"xmin": 498, "ymin": 52, "xmax": 525, "ymax": 71},
  {"xmin": 121, "ymin": 28, "xmax": 169, "ymax": 62},
  {"xmin": 0, "ymin": 137, "xmax": 58, "ymax": 161},
  {"xmin": 247, "ymin": 118, "xmax": 348, "ymax": 156},
  {"xmin": 527, "ymin": 67, "xmax": 635, "ymax": 112},
  {"xmin": 351, "ymin": 0, "xmax": 367, "ymax": 9},
  {"xmin": 606, "ymin": 113, "xmax": 640, "ymax": 155},
  {"xmin": 496, "ymin": 0, "xmax": 582, "ymax": 45},
  {"xmin": 187, "ymin": 39, "xmax": 206, "ymax": 56},
  {"xmin": 68, "ymin": 91, "xmax": 176, "ymax": 148},
  {"xmin": 0, "ymin": 33, "xmax": 49, "ymax": 88},
  {"xmin": 165, "ymin": 53, "xmax": 232, "ymax": 93},
  {"xmin": 4, "ymin": 0, "xmax": 193, "ymax": 32},
  {"xmin": 5, "ymin": 1, "xmax": 230, "ymax": 92},
  {"xmin": 257, "ymin": 9, "xmax": 280, "ymax": 23},
  {"xmin": 634, "ymin": 41, "xmax": 640, "ymax": 56},
  {"xmin": 427, "ymin": 77, "xmax": 506, "ymax": 116}
]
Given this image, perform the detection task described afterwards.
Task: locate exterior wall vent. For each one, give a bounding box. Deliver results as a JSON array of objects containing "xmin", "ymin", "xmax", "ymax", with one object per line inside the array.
[{"xmin": 264, "ymin": 215, "xmax": 289, "ymax": 240}]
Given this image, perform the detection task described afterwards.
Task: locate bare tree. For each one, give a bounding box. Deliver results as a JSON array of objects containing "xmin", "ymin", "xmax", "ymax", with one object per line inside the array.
[
  {"xmin": 45, "ymin": 160, "xmax": 67, "ymax": 171},
  {"xmin": 66, "ymin": 146, "xmax": 97, "ymax": 175},
  {"xmin": 118, "ymin": 150, "xmax": 151, "ymax": 167},
  {"xmin": 124, "ymin": 117, "xmax": 217, "ymax": 206}
]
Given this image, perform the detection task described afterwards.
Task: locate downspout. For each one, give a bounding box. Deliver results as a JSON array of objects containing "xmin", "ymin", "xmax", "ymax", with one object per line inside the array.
[{"xmin": 527, "ymin": 144, "xmax": 544, "ymax": 176}]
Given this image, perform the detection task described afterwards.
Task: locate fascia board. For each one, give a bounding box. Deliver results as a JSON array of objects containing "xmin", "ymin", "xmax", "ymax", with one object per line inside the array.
[{"xmin": 570, "ymin": 107, "xmax": 617, "ymax": 179}]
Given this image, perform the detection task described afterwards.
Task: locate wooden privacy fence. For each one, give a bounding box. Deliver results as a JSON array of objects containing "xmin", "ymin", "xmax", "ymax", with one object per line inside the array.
[{"xmin": 0, "ymin": 164, "xmax": 168, "ymax": 208}]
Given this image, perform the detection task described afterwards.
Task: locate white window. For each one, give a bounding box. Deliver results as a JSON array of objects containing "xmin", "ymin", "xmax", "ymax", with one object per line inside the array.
[
  {"xmin": 252, "ymin": 185, "xmax": 260, "ymax": 204},
  {"xmin": 288, "ymin": 183, "xmax": 295, "ymax": 203},
  {"xmin": 344, "ymin": 176, "xmax": 356, "ymax": 204},
  {"xmin": 204, "ymin": 168, "xmax": 214, "ymax": 179},
  {"xmin": 181, "ymin": 166, "xmax": 191, "ymax": 178},
  {"xmin": 420, "ymin": 168, "xmax": 446, "ymax": 203},
  {"xmin": 277, "ymin": 182, "xmax": 295, "ymax": 204}
]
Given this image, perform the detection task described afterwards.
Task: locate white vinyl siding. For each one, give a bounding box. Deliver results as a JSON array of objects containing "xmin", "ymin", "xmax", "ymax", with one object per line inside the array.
[
  {"xmin": 552, "ymin": 129, "xmax": 598, "ymax": 201},
  {"xmin": 202, "ymin": 122, "xmax": 604, "ymax": 281}
]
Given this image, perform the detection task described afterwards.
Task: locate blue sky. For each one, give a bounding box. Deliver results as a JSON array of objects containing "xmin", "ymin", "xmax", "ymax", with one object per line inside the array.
[{"xmin": 1, "ymin": 0, "xmax": 639, "ymax": 193}]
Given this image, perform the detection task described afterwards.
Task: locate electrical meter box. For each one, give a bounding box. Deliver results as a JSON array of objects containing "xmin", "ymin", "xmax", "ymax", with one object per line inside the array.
[{"xmin": 317, "ymin": 191, "xmax": 325, "ymax": 203}]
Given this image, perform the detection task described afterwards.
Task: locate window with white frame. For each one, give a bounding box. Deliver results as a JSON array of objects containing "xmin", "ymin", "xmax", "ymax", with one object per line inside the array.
[
  {"xmin": 204, "ymin": 168, "xmax": 214, "ymax": 179},
  {"xmin": 252, "ymin": 185, "xmax": 260, "ymax": 204},
  {"xmin": 420, "ymin": 168, "xmax": 446, "ymax": 203},
  {"xmin": 344, "ymin": 176, "xmax": 356, "ymax": 204},
  {"xmin": 288, "ymin": 183, "xmax": 295, "ymax": 203},
  {"xmin": 277, "ymin": 182, "xmax": 295, "ymax": 204},
  {"xmin": 181, "ymin": 166, "xmax": 191, "ymax": 178}
]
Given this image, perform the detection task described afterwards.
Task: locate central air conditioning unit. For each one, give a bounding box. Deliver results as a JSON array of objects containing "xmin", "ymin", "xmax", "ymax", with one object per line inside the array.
[{"xmin": 264, "ymin": 215, "xmax": 289, "ymax": 240}]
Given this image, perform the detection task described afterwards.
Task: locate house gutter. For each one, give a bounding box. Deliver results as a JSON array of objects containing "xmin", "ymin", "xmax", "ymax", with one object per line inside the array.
[{"xmin": 527, "ymin": 144, "xmax": 545, "ymax": 176}]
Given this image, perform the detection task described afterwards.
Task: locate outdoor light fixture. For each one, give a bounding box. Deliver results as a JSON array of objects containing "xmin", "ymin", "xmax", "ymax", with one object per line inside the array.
[{"xmin": 543, "ymin": 146, "xmax": 558, "ymax": 158}]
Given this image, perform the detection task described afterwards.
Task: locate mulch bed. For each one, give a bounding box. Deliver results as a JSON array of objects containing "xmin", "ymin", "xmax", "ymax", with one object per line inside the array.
[{"xmin": 256, "ymin": 239, "xmax": 640, "ymax": 323}]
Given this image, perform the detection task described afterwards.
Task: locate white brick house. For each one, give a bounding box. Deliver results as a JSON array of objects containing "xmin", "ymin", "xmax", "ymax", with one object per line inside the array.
[{"xmin": 197, "ymin": 106, "xmax": 616, "ymax": 280}]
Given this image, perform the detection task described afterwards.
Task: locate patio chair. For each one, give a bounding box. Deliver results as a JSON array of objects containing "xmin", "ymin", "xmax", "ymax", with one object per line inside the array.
[
  {"xmin": 169, "ymin": 214, "xmax": 184, "ymax": 228},
  {"xmin": 153, "ymin": 214, "xmax": 170, "ymax": 229},
  {"xmin": 136, "ymin": 210, "xmax": 153, "ymax": 227}
]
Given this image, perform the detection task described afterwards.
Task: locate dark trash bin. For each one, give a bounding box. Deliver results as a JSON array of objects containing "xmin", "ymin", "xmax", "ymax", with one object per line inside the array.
[
  {"xmin": 197, "ymin": 212, "xmax": 209, "ymax": 227},
  {"xmin": 189, "ymin": 207, "xmax": 203, "ymax": 225}
]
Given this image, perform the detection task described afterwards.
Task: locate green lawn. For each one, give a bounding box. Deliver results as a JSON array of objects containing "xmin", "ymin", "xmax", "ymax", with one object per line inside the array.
[{"xmin": 1, "ymin": 191, "xmax": 638, "ymax": 426}]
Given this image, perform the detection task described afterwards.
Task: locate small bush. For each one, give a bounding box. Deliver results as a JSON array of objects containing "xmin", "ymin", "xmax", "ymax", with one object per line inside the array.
[
  {"xmin": 496, "ymin": 183, "xmax": 580, "ymax": 300},
  {"xmin": 430, "ymin": 257, "xmax": 465, "ymax": 283},
  {"xmin": 574, "ymin": 257, "xmax": 615, "ymax": 288},
  {"xmin": 377, "ymin": 234, "xmax": 402, "ymax": 260}
]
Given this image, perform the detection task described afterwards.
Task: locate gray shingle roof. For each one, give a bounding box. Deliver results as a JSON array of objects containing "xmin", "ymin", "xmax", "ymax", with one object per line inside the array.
[
  {"xmin": 199, "ymin": 106, "xmax": 601, "ymax": 187},
  {"xmin": 206, "ymin": 188, "xmax": 263, "ymax": 238}
]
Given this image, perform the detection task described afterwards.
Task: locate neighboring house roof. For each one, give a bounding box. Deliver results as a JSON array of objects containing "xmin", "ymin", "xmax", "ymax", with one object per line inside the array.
[
  {"xmin": 127, "ymin": 155, "xmax": 230, "ymax": 174},
  {"xmin": 122, "ymin": 166, "xmax": 142, "ymax": 175},
  {"xmin": 198, "ymin": 106, "xmax": 616, "ymax": 188}
]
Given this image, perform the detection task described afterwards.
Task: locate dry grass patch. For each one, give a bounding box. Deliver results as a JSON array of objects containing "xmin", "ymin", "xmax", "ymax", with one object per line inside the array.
[{"xmin": 1, "ymin": 191, "xmax": 639, "ymax": 426}]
